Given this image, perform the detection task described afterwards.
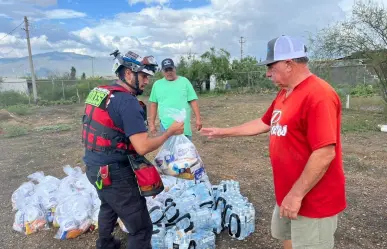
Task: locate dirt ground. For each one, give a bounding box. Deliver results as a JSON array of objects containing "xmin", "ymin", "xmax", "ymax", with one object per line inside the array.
[{"xmin": 0, "ymin": 94, "xmax": 386, "ymax": 249}]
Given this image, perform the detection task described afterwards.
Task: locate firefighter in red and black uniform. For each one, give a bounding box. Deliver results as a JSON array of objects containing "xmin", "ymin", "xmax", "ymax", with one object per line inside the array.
[{"xmin": 82, "ymin": 50, "xmax": 184, "ymax": 249}]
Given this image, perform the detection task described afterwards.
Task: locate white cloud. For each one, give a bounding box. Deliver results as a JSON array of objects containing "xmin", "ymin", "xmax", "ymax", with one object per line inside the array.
[
  {"xmin": 3, "ymin": 0, "xmax": 387, "ymax": 62},
  {"xmin": 4, "ymin": 0, "xmax": 57, "ymax": 7},
  {"xmin": 63, "ymin": 48, "xmax": 88, "ymax": 54},
  {"xmin": 0, "ymin": 13, "xmax": 10, "ymax": 18},
  {"xmin": 43, "ymin": 9, "xmax": 86, "ymax": 19},
  {"xmin": 128, "ymin": 0, "xmax": 170, "ymax": 5},
  {"xmin": 0, "ymin": 33, "xmax": 88, "ymax": 58}
]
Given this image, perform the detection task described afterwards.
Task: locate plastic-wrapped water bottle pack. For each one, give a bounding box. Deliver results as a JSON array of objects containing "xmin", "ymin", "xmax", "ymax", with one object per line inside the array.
[{"xmin": 118, "ymin": 176, "xmax": 256, "ymax": 249}]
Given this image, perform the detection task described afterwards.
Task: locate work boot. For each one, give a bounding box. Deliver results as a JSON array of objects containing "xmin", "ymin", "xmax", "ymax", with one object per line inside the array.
[
  {"xmin": 113, "ymin": 238, "xmax": 121, "ymax": 249},
  {"xmin": 96, "ymin": 237, "xmax": 121, "ymax": 249}
]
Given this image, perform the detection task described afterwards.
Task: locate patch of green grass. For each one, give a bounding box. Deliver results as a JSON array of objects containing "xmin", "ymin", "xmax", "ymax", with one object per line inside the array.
[
  {"xmin": 34, "ymin": 124, "xmax": 72, "ymax": 132},
  {"xmin": 6, "ymin": 104, "xmax": 31, "ymax": 116},
  {"xmin": 342, "ymin": 109, "xmax": 386, "ymax": 133},
  {"xmin": 348, "ymin": 95, "xmax": 385, "ymax": 111},
  {"xmin": 0, "ymin": 124, "xmax": 28, "ymax": 138}
]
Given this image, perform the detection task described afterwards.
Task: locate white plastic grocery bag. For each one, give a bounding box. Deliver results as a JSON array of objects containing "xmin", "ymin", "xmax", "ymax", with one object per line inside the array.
[{"xmin": 154, "ymin": 108, "xmax": 206, "ymax": 181}]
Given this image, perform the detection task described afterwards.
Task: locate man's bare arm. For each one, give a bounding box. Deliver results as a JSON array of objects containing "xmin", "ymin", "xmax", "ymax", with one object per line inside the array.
[
  {"xmin": 222, "ymin": 118, "xmax": 271, "ymax": 137},
  {"xmin": 149, "ymin": 102, "xmax": 158, "ymax": 128},
  {"xmin": 189, "ymin": 100, "xmax": 201, "ymax": 120},
  {"xmin": 201, "ymin": 118, "xmax": 271, "ymax": 138}
]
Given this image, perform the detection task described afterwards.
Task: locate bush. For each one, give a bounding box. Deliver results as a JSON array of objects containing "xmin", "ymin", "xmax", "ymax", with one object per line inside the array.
[
  {"xmin": 6, "ymin": 105, "xmax": 31, "ymax": 116},
  {"xmin": 350, "ymin": 84, "xmax": 375, "ymax": 97},
  {"xmin": 0, "ymin": 91, "xmax": 30, "ymax": 107},
  {"xmin": 0, "ymin": 124, "xmax": 28, "ymax": 138},
  {"xmin": 35, "ymin": 124, "xmax": 72, "ymax": 132}
]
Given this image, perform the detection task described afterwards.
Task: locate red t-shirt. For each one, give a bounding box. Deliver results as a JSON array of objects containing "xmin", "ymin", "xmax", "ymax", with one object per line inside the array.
[{"xmin": 261, "ymin": 74, "xmax": 346, "ymax": 218}]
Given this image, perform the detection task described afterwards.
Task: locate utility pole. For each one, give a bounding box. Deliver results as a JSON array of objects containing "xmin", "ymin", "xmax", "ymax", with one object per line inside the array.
[
  {"xmin": 24, "ymin": 16, "xmax": 38, "ymax": 103},
  {"xmin": 91, "ymin": 57, "xmax": 94, "ymax": 77},
  {"xmin": 239, "ymin": 36, "xmax": 246, "ymax": 60}
]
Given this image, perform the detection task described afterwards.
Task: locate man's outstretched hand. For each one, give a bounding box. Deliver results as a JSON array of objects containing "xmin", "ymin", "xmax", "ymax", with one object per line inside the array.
[{"xmin": 200, "ymin": 127, "xmax": 224, "ymax": 139}]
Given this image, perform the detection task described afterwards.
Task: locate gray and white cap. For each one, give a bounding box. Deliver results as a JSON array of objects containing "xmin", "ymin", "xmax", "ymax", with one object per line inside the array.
[{"xmin": 258, "ymin": 35, "xmax": 308, "ymax": 66}]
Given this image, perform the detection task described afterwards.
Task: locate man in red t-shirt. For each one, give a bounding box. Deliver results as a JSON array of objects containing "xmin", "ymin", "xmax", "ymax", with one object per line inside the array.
[{"xmin": 200, "ymin": 35, "xmax": 346, "ymax": 249}]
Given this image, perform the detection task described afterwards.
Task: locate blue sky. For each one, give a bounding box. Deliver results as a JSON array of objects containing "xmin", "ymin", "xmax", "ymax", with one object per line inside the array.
[
  {"xmin": 1, "ymin": 0, "xmax": 386, "ymax": 62},
  {"xmin": 46, "ymin": 0, "xmax": 211, "ymax": 33}
]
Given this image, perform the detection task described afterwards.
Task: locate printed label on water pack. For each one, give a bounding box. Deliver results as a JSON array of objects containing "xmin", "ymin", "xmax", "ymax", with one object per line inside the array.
[{"xmin": 194, "ymin": 167, "xmax": 205, "ymax": 180}]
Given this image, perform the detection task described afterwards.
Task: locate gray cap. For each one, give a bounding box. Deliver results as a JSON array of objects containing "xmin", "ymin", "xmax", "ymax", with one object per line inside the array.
[
  {"xmin": 258, "ymin": 35, "xmax": 308, "ymax": 66},
  {"xmin": 161, "ymin": 58, "xmax": 175, "ymax": 70}
]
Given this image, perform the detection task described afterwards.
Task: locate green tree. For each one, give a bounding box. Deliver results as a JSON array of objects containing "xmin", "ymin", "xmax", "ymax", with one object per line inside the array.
[
  {"xmin": 175, "ymin": 56, "xmax": 209, "ymax": 92},
  {"xmin": 309, "ymin": 0, "xmax": 387, "ymax": 103},
  {"xmin": 81, "ymin": 72, "xmax": 86, "ymax": 80},
  {"xmin": 70, "ymin": 66, "xmax": 76, "ymax": 80},
  {"xmin": 200, "ymin": 47, "xmax": 233, "ymax": 82},
  {"xmin": 176, "ymin": 56, "xmax": 189, "ymax": 77},
  {"xmin": 231, "ymin": 56, "xmax": 272, "ymax": 88}
]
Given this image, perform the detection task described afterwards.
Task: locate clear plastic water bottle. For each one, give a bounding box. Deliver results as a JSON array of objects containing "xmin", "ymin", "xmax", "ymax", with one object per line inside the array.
[
  {"xmin": 223, "ymin": 204, "xmax": 233, "ymax": 228},
  {"xmin": 248, "ymin": 203, "xmax": 255, "ymax": 235},
  {"xmin": 169, "ymin": 184, "xmax": 187, "ymax": 198},
  {"xmin": 151, "ymin": 223, "xmax": 166, "ymax": 249},
  {"xmin": 192, "ymin": 183, "xmax": 214, "ymax": 209},
  {"xmin": 211, "ymin": 185, "xmax": 220, "ymax": 201},
  {"xmin": 191, "ymin": 230, "xmax": 216, "ymax": 249},
  {"xmin": 172, "ymin": 234, "xmax": 180, "ymax": 249},
  {"xmin": 175, "ymin": 213, "xmax": 193, "ymax": 232},
  {"xmin": 239, "ymin": 209, "xmax": 247, "ymax": 240},
  {"xmin": 172, "ymin": 229, "xmax": 187, "ymax": 249},
  {"xmin": 229, "ymin": 211, "xmax": 242, "ymax": 240},
  {"xmin": 192, "ymin": 208, "xmax": 212, "ymax": 230},
  {"xmin": 176, "ymin": 194, "xmax": 197, "ymax": 216},
  {"xmin": 147, "ymin": 199, "xmax": 165, "ymax": 224},
  {"xmin": 153, "ymin": 191, "xmax": 174, "ymax": 207},
  {"xmin": 211, "ymin": 209, "xmax": 222, "ymax": 234},
  {"xmin": 164, "ymin": 228, "xmax": 176, "ymax": 249},
  {"xmin": 179, "ymin": 232, "xmax": 191, "ymax": 249},
  {"xmin": 165, "ymin": 202, "xmax": 179, "ymax": 223}
]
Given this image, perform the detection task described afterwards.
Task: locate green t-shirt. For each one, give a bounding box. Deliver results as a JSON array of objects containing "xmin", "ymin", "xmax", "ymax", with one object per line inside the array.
[{"xmin": 149, "ymin": 76, "xmax": 198, "ymax": 136}]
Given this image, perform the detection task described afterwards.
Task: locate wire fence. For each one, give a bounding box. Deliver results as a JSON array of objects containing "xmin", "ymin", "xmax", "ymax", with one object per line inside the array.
[
  {"xmin": 0, "ymin": 78, "xmax": 163, "ymax": 106},
  {"xmin": 0, "ymin": 62, "xmax": 385, "ymax": 111}
]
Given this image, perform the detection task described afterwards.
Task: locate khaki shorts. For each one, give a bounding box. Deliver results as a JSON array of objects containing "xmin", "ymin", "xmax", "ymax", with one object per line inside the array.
[{"xmin": 271, "ymin": 205, "xmax": 338, "ymax": 249}]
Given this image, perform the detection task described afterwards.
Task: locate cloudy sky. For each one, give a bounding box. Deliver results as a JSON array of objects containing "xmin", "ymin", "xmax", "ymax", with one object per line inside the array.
[{"xmin": 0, "ymin": 0, "xmax": 386, "ymax": 62}]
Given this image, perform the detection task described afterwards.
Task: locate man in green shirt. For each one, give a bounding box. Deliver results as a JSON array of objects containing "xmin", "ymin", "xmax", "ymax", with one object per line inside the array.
[{"xmin": 149, "ymin": 58, "xmax": 202, "ymax": 140}]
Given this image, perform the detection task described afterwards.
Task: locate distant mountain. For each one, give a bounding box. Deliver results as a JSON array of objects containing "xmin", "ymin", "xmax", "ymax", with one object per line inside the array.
[{"xmin": 0, "ymin": 51, "xmax": 114, "ymax": 78}]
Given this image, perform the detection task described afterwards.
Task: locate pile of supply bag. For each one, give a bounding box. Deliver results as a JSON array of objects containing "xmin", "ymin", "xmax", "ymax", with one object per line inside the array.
[
  {"xmin": 12, "ymin": 166, "xmax": 100, "ymax": 239},
  {"xmin": 11, "ymin": 109, "xmax": 256, "ymax": 248}
]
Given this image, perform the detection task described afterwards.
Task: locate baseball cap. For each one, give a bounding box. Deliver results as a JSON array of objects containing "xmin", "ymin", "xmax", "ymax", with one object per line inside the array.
[
  {"xmin": 258, "ymin": 35, "xmax": 308, "ymax": 66},
  {"xmin": 161, "ymin": 58, "xmax": 175, "ymax": 70}
]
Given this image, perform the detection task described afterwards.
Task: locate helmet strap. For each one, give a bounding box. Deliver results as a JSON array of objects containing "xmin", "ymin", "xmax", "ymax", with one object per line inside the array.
[
  {"xmin": 135, "ymin": 72, "xmax": 143, "ymax": 95},
  {"xmin": 119, "ymin": 71, "xmax": 142, "ymax": 96}
]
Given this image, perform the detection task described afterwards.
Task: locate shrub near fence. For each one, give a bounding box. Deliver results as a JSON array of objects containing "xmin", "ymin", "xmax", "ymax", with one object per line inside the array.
[
  {"xmin": 34, "ymin": 78, "xmax": 163, "ymax": 104},
  {"xmin": 36, "ymin": 79, "xmax": 108, "ymax": 103},
  {"xmin": 0, "ymin": 91, "xmax": 30, "ymax": 107}
]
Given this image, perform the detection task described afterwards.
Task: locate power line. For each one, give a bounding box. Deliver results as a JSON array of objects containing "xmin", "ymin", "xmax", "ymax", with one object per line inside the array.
[
  {"xmin": 0, "ymin": 33, "xmax": 25, "ymax": 55},
  {"xmin": 0, "ymin": 20, "xmax": 24, "ymax": 42}
]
